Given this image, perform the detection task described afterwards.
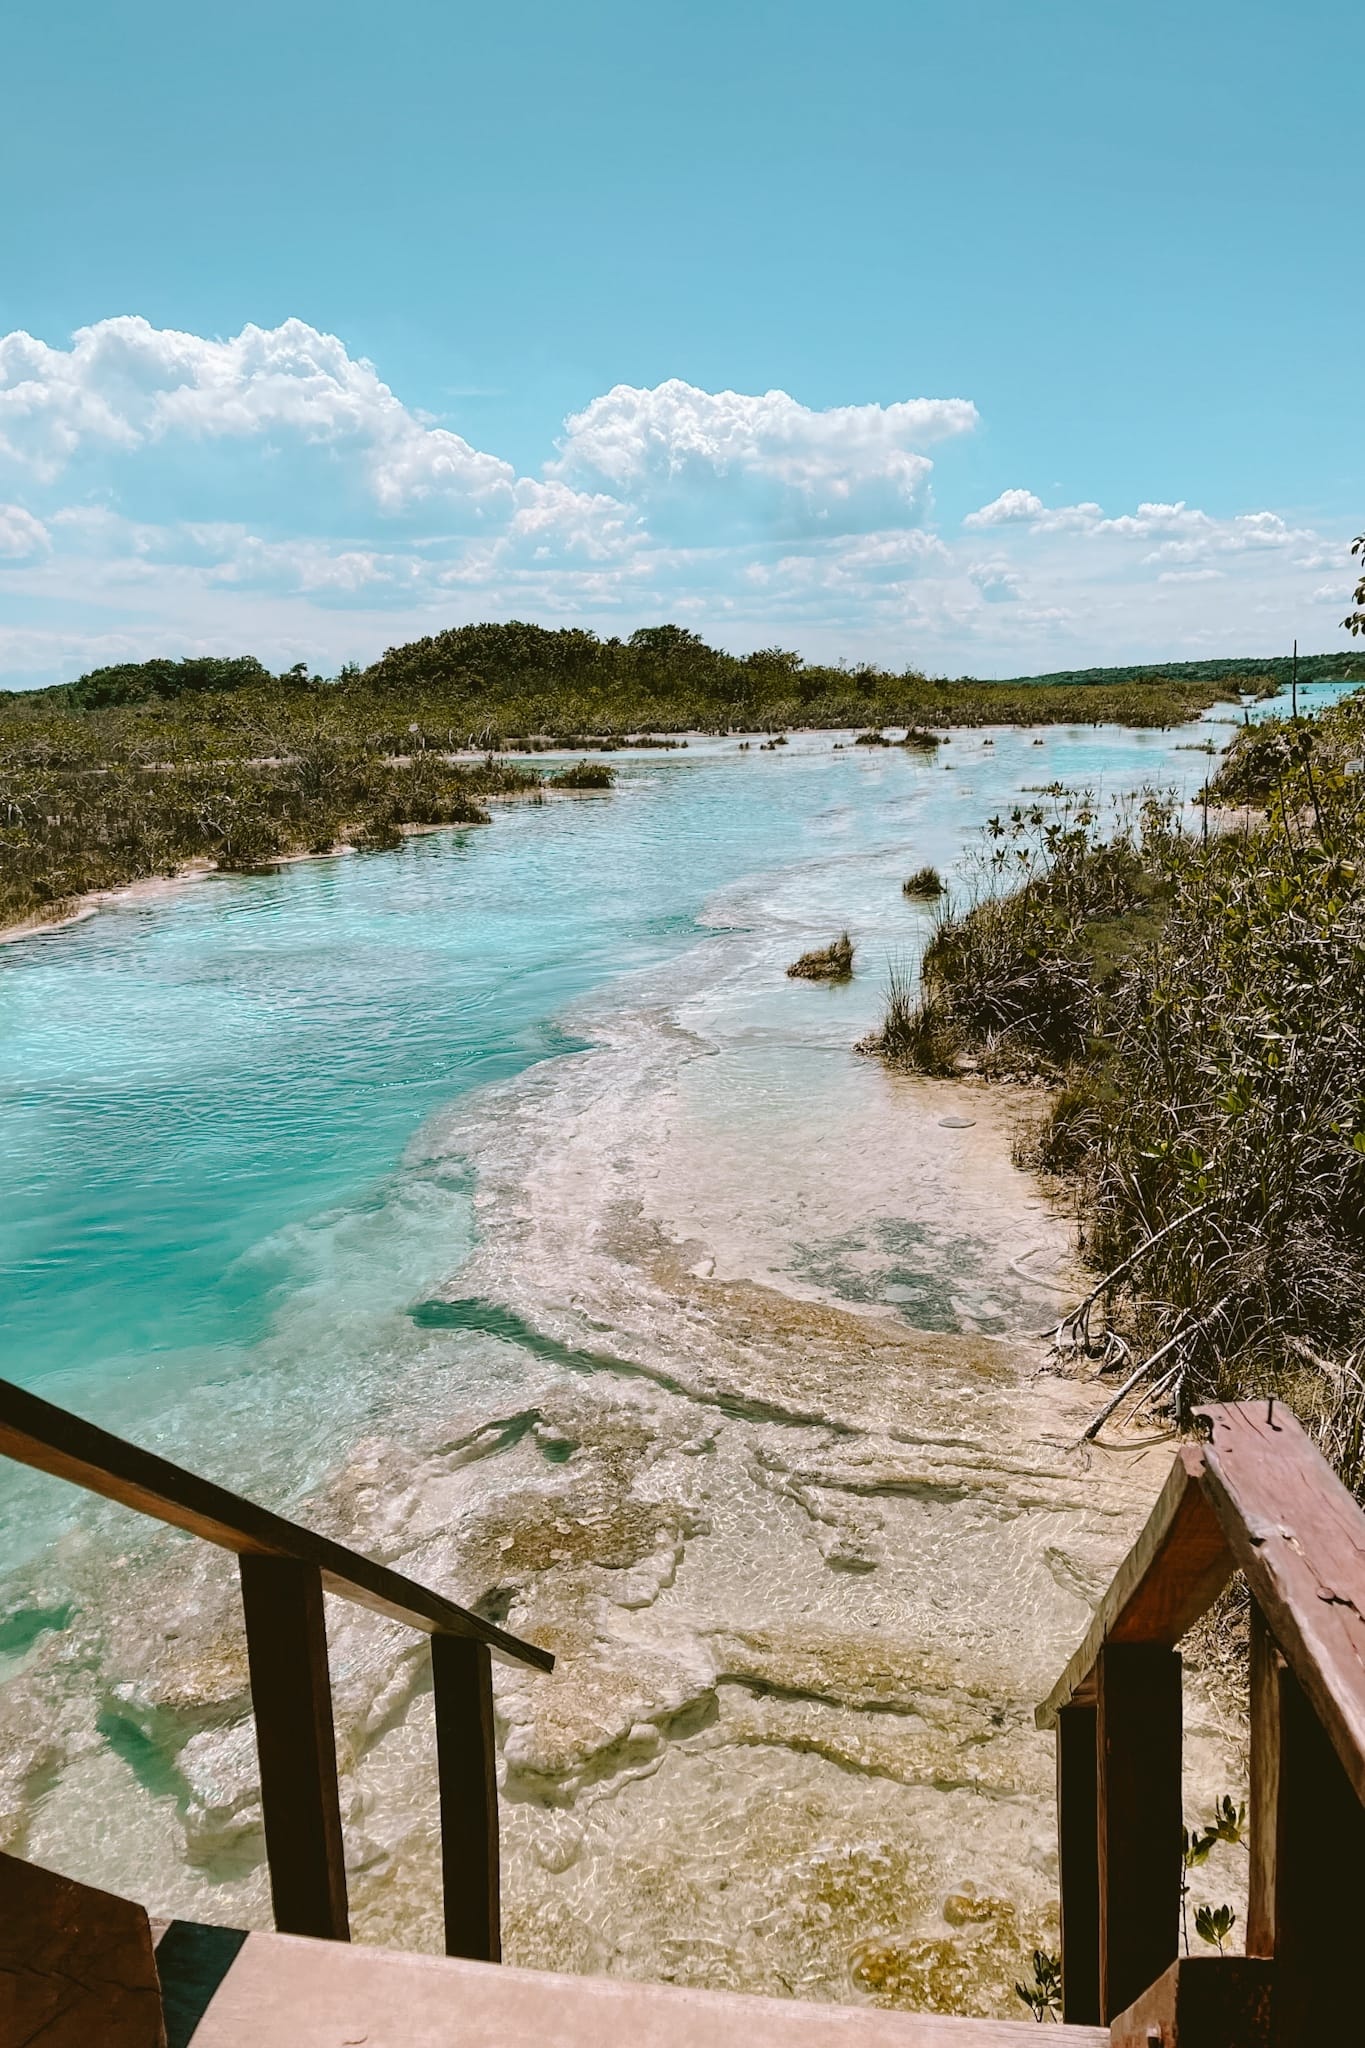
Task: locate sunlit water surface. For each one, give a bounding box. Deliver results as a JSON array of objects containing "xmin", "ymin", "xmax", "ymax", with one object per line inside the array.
[{"xmin": 2, "ymin": 706, "xmax": 1314, "ymax": 2011}]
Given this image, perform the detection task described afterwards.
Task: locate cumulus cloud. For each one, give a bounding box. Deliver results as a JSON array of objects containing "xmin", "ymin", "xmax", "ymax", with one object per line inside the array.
[
  {"xmin": 963, "ymin": 488, "xmax": 1046, "ymax": 528},
  {"xmin": 0, "ymin": 316, "xmax": 516, "ymax": 512},
  {"xmin": 0, "ymin": 501, "xmax": 49, "ymax": 559},
  {"xmin": 964, "ymin": 489, "xmax": 1317, "ymax": 562},
  {"xmin": 967, "ymin": 559, "xmax": 1022, "ymax": 603},
  {"xmin": 551, "ymin": 378, "xmax": 977, "ymax": 536},
  {"xmin": 0, "ymin": 316, "xmax": 1356, "ymax": 686},
  {"xmin": 965, "ymin": 489, "xmax": 1107, "ymax": 534}
]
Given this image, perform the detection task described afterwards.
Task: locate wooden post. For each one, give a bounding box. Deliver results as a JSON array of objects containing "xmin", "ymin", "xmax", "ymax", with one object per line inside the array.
[
  {"xmin": 1266, "ymin": 1655, "xmax": 1365, "ymax": 2040},
  {"xmin": 1246, "ymin": 1603, "xmax": 1281, "ymax": 1957},
  {"xmin": 1056, "ymin": 1702, "xmax": 1100, "ymax": 2024},
  {"xmin": 432, "ymin": 1633, "xmax": 500, "ymax": 1962},
  {"xmin": 238, "ymin": 1555, "xmax": 349, "ymax": 1942},
  {"xmin": 1097, "ymin": 1642, "xmax": 1182, "ymax": 2023}
]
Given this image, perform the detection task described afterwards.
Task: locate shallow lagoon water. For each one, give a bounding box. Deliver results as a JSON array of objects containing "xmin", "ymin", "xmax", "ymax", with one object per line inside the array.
[{"xmin": 0, "ymin": 716, "xmax": 1260, "ymax": 2011}]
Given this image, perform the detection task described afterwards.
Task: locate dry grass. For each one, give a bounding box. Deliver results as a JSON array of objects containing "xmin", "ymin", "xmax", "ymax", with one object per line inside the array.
[{"xmin": 787, "ymin": 931, "xmax": 855, "ymax": 981}]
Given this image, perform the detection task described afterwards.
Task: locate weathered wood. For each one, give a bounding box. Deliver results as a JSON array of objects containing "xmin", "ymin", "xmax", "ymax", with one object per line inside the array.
[
  {"xmin": 432, "ymin": 1633, "xmax": 501, "ymax": 1962},
  {"xmin": 1195, "ymin": 1401, "xmax": 1365, "ymax": 1807},
  {"xmin": 1096, "ymin": 1643, "xmax": 1182, "ymax": 2024},
  {"xmin": 0, "ymin": 1375, "xmax": 551, "ymax": 1672},
  {"xmin": 1266, "ymin": 1656, "xmax": 1365, "ymax": 2041},
  {"xmin": 239, "ymin": 1556, "xmax": 350, "ymax": 1943},
  {"xmin": 1245, "ymin": 1603, "xmax": 1282, "ymax": 1958},
  {"xmin": 0, "ymin": 1851, "xmax": 166, "ymax": 2047},
  {"xmin": 1037, "ymin": 1446, "xmax": 1231, "ymax": 1727},
  {"xmin": 1107, "ymin": 1957, "xmax": 1273, "ymax": 2047},
  {"xmin": 146, "ymin": 1923, "xmax": 1115, "ymax": 2046},
  {"xmin": 1055, "ymin": 1705, "xmax": 1100, "ymax": 2026}
]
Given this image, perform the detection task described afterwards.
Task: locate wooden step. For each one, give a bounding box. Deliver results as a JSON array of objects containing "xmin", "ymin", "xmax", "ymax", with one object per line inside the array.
[{"xmin": 153, "ymin": 1920, "xmax": 1108, "ymax": 2048}]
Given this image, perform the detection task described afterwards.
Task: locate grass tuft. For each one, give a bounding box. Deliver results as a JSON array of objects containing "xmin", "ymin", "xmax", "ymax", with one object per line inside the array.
[
  {"xmin": 902, "ymin": 865, "xmax": 945, "ymax": 899},
  {"xmin": 787, "ymin": 931, "xmax": 855, "ymax": 981},
  {"xmin": 547, "ymin": 759, "xmax": 615, "ymax": 790}
]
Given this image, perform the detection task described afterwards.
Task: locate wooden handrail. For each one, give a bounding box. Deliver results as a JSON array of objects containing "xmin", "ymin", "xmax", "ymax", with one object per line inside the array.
[
  {"xmin": 1037, "ymin": 1400, "xmax": 1365, "ymax": 2037},
  {"xmin": 0, "ymin": 1377, "xmax": 552, "ymax": 1670},
  {"xmin": 1195, "ymin": 1401, "xmax": 1365, "ymax": 1807},
  {"xmin": 1036, "ymin": 1444, "xmax": 1231, "ymax": 1727},
  {"xmin": 0, "ymin": 1375, "xmax": 552, "ymax": 1958}
]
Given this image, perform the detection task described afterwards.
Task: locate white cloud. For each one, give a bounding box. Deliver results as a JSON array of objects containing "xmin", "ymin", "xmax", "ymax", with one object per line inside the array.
[
  {"xmin": 0, "ymin": 316, "xmax": 516, "ymax": 513},
  {"xmin": 963, "ymin": 488, "xmax": 1045, "ymax": 528},
  {"xmin": 551, "ymin": 378, "xmax": 977, "ymax": 535},
  {"xmin": 0, "ymin": 501, "xmax": 49, "ymax": 559},
  {"xmin": 0, "ymin": 317, "xmax": 1357, "ymax": 686},
  {"xmin": 965, "ymin": 489, "xmax": 1111, "ymax": 535},
  {"xmin": 967, "ymin": 559, "xmax": 1022, "ymax": 603}
]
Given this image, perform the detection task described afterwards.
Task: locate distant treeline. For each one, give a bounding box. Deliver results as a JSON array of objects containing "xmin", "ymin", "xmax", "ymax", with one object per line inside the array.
[
  {"xmin": 7, "ymin": 619, "xmax": 1338, "ymax": 734},
  {"xmin": 987, "ymin": 653, "xmax": 1363, "ymax": 691},
  {"xmin": 5, "ymin": 622, "xmax": 1359, "ymax": 935}
]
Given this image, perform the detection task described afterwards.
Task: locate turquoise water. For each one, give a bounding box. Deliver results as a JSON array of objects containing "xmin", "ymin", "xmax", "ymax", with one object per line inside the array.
[
  {"xmin": 0, "ymin": 707, "xmax": 1307, "ymax": 1524},
  {"xmin": 0, "ymin": 707, "xmax": 1317, "ymax": 1979}
]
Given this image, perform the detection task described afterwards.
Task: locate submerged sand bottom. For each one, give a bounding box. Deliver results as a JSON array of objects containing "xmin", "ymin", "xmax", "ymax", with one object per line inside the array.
[{"xmin": 0, "ymin": 932, "xmax": 1245, "ymax": 2019}]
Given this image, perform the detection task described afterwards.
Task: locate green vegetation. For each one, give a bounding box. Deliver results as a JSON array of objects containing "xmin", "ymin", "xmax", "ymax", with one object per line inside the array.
[
  {"xmin": 1345, "ymin": 534, "xmax": 1364, "ymax": 637},
  {"xmin": 1013, "ymin": 1949, "xmax": 1061, "ymax": 2023},
  {"xmin": 991, "ymin": 652, "xmax": 1363, "ymax": 692},
  {"xmin": 9, "ymin": 623, "xmax": 1261, "ymax": 742},
  {"xmin": 787, "ymin": 932, "xmax": 855, "ymax": 981},
  {"xmin": 902, "ymin": 865, "xmax": 945, "ymax": 899},
  {"xmin": 546, "ymin": 759, "xmax": 615, "ymax": 790},
  {"xmin": 5, "ymin": 620, "xmax": 1351, "ymax": 938},
  {"xmin": 0, "ymin": 691, "xmax": 546, "ymax": 929},
  {"xmin": 864, "ymin": 691, "xmax": 1365, "ymax": 1483},
  {"xmin": 1182, "ymin": 1796, "xmax": 1246, "ymax": 1958}
]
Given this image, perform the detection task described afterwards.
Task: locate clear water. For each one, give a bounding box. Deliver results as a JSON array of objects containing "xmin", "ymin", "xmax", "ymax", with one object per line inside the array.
[
  {"xmin": 0, "ymin": 707, "xmax": 1296, "ymax": 2008},
  {"xmin": 1, "ymin": 718, "xmax": 1227, "ymax": 1441}
]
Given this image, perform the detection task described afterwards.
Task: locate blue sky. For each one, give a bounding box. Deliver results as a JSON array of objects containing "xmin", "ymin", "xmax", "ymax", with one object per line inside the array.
[{"xmin": 0, "ymin": 0, "xmax": 1359, "ymax": 685}]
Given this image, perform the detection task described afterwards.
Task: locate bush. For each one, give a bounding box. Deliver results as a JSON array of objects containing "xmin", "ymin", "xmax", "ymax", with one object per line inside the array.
[
  {"xmin": 902, "ymin": 865, "xmax": 944, "ymax": 899},
  {"xmin": 787, "ymin": 931, "xmax": 855, "ymax": 980},
  {"xmin": 859, "ymin": 968, "xmax": 960, "ymax": 1071},
  {"xmin": 547, "ymin": 760, "xmax": 615, "ymax": 790}
]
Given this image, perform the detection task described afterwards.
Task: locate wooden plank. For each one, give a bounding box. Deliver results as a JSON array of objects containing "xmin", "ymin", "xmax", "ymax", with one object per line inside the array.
[
  {"xmin": 1037, "ymin": 1445, "xmax": 1231, "ymax": 1727},
  {"xmin": 1096, "ymin": 1643, "xmax": 1182, "ymax": 2024},
  {"xmin": 1107, "ymin": 1957, "xmax": 1273, "ymax": 2048},
  {"xmin": 1195, "ymin": 1401, "xmax": 1365, "ymax": 1807},
  {"xmin": 171, "ymin": 1926, "xmax": 1114, "ymax": 2046},
  {"xmin": 432, "ymin": 1634, "xmax": 501, "ymax": 1963},
  {"xmin": 1055, "ymin": 1705, "xmax": 1100, "ymax": 2025},
  {"xmin": 0, "ymin": 1850, "xmax": 167, "ymax": 2047},
  {"xmin": 0, "ymin": 1375, "xmax": 552, "ymax": 1672},
  {"xmin": 1245, "ymin": 1603, "xmax": 1282, "ymax": 1958},
  {"xmin": 239, "ymin": 1556, "xmax": 350, "ymax": 1943},
  {"xmin": 1267, "ymin": 1655, "xmax": 1365, "ymax": 2039}
]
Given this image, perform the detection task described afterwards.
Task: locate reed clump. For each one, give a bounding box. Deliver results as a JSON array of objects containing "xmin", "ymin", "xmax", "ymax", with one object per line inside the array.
[
  {"xmin": 902, "ymin": 865, "xmax": 944, "ymax": 899},
  {"xmin": 788, "ymin": 932, "xmax": 855, "ymax": 981},
  {"xmin": 546, "ymin": 759, "xmax": 615, "ymax": 790}
]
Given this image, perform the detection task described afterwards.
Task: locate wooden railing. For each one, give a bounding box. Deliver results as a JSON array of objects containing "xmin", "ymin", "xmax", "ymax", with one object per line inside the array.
[
  {"xmin": 0, "ymin": 1376, "xmax": 552, "ymax": 1960},
  {"xmin": 1037, "ymin": 1400, "xmax": 1365, "ymax": 2042}
]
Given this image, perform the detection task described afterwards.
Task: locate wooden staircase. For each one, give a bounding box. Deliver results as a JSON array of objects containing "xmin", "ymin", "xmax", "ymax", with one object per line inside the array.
[{"xmin": 3, "ymin": 1384, "xmax": 1364, "ymax": 2046}]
